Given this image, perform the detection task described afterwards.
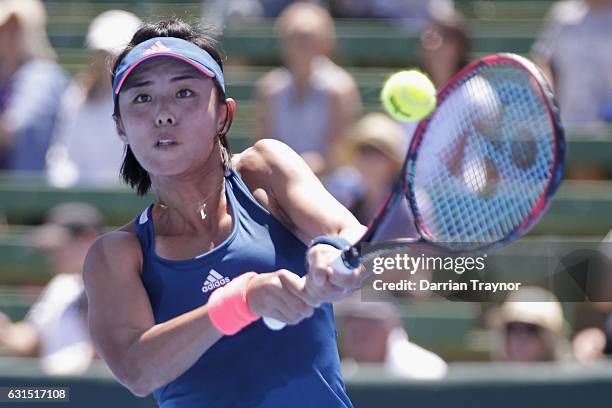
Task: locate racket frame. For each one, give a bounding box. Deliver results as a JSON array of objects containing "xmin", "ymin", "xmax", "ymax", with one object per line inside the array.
[
  {"xmin": 265, "ymin": 54, "xmax": 566, "ymax": 330},
  {"xmin": 403, "ymin": 53, "xmax": 565, "ymax": 253}
]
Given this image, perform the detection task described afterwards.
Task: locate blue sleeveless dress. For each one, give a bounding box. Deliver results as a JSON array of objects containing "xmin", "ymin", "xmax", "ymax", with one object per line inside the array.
[{"xmin": 134, "ymin": 170, "xmax": 352, "ymax": 407}]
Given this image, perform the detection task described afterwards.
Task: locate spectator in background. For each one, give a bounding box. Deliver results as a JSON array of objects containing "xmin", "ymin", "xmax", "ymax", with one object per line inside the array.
[
  {"xmin": 571, "ymin": 231, "xmax": 612, "ymax": 363},
  {"xmin": 336, "ymin": 295, "xmax": 447, "ymax": 379},
  {"xmin": 330, "ymin": 0, "xmax": 454, "ymax": 31},
  {"xmin": 532, "ymin": 0, "xmax": 612, "ymax": 127},
  {"xmin": 419, "ymin": 11, "xmax": 470, "ymax": 88},
  {"xmin": 325, "ymin": 113, "xmax": 408, "ymax": 224},
  {"xmin": 0, "ymin": 0, "xmax": 68, "ymax": 172},
  {"xmin": 46, "ymin": 10, "xmax": 142, "ymax": 187},
  {"xmin": 0, "ymin": 203, "xmax": 102, "ymax": 375},
  {"xmin": 572, "ymin": 325, "xmax": 608, "ymax": 363},
  {"xmin": 202, "ymin": 0, "xmax": 316, "ymax": 30},
  {"xmin": 394, "ymin": 10, "xmax": 470, "ymax": 143},
  {"xmin": 256, "ymin": 2, "xmax": 361, "ymax": 175},
  {"xmin": 325, "ymin": 118, "xmax": 436, "ymax": 300},
  {"xmin": 202, "ymin": 0, "xmax": 265, "ymax": 30},
  {"xmin": 494, "ymin": 287, "xmax": 571, "ymax": 362}
]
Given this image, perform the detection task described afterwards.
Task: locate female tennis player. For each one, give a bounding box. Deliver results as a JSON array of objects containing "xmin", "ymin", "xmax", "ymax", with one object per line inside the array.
[{"xmin": 83, "ymin": 19, "xmax": 366, "ymax": 407}]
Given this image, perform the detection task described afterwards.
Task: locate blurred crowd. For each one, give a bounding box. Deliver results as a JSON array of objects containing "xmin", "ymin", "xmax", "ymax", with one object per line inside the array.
[
  {"xmin": 1, "ymin": 0, "xmax": 612, "ymax": 378},
  {"xmin": 0, "ymin": 203, "xmax": 100, "ymax": 374},
  {"xmin": 1, "ymin": 0, "xmax": 611, "ymax": 184}
]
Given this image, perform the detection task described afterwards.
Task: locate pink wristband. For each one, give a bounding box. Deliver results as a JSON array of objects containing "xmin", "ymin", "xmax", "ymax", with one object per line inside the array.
[{"xmin": 208, "ymin": 272, "xmax": 259, "ymax": 335}]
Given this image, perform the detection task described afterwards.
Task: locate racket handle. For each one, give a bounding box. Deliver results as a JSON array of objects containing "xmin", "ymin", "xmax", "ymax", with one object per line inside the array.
[
  {"xmin": 263, "ymin": 249, "xmax": 359, "ymax": 330},
  {"xmin": 330, "ymin": 253, "xmax": 354, "ymax": 275},
  {"xmin": 263, "ymin": 316, "xmax": 286, "ymax": 330}
]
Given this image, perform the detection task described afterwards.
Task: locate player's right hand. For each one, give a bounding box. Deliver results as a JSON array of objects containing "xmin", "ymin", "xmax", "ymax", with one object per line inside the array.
[{"xmin": 245, "ymin": 270, "xmax": 315, "ymax": 326}]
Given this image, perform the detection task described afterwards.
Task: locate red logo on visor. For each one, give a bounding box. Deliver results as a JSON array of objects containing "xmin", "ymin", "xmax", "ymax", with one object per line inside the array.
[{"xmin": 143, "ymin": 41, "xmax": 171, "ymax": 55}]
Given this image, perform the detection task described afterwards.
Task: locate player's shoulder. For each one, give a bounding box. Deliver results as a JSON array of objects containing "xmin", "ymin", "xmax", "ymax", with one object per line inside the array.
[
  {"xmin": 84, "ymin": 223, "xmax": 143, "ymax": 281},
  {"xmin": 232, "ymin": 140, "xmax": 303, "ymax": 226},
  {"xmin": 235, "ymin": 139, "xmax": 298, "ymax": 177},
  {"xmin": 233, "ymin": 140, "xmax": 306, "ymax": 203}
]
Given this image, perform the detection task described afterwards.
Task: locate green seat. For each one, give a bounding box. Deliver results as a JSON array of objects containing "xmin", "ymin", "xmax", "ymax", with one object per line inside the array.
[{"xmin": 0, "ymin": 286, "xmax": 40, "ymax": 321}]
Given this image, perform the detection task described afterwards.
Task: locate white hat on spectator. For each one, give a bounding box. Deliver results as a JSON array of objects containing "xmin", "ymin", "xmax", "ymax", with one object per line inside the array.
[
  {"xmin": 500, "ymin": 286, "xmax": 565, "ymax": 334},
  {"xmin": 86, "ymin": 10, "xmax": 142, "ymax": 55},
  {"xmin": 0, "ymin": 0, "xmax": 55, "ymax": 60},
  {"xmin": 0, "ymin": 0, "xmax": 45, "ymax": 26},
  {"xmin": 30, "ymin": 202, "xmax": 103, "ymax": 249}
]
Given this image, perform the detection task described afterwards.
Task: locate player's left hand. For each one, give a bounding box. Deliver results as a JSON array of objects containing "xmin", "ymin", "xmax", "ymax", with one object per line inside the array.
[{"xmin": 302, "ymin": 244, "xmax": 364, "ymax": 306}]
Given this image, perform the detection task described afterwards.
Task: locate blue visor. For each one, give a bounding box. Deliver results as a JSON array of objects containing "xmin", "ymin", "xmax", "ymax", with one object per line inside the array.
[{"xmin": 112, "ymin": 37, "xmax": 225, "ymax": 104}]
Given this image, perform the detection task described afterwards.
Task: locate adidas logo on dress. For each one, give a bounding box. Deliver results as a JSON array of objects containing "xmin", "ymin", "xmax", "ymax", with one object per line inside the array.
[{"xmin": 201, "ymin": 270, "xmax": 230, "ymax": 293}]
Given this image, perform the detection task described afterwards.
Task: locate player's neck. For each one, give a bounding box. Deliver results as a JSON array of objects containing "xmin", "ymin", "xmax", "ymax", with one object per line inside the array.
[{"xmin": 152, "ymin": 167, "xmax": 228, "ymax": 232}]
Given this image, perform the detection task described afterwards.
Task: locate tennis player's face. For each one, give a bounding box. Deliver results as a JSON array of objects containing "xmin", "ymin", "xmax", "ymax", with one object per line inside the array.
[{"xmin": 116, "ymin": 58, "xmax": 223, "ymax": 176}]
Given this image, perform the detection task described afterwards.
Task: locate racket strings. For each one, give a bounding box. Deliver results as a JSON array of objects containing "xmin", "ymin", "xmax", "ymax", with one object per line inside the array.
[{"xmin": 412, "ymin": 62, "xmax": 555, "ymax": 248}]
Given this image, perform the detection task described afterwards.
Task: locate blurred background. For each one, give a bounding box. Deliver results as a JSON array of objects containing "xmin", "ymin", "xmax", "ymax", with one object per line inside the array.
[{"xmin": 1, "ymin": 0, "xmax": 612, "ymax": 406}]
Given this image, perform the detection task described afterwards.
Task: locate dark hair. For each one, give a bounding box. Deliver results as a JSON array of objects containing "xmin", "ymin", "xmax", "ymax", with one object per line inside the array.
[{"xmin": 111, "ymin": 19, "xmax": 231, "ymax": 196}]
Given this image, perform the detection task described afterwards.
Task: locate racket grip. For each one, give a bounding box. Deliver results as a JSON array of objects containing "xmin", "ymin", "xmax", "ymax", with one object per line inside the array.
[
  {"xmin": 330, "ymin": 254, "xmax": 354, "ymax": 275},
  {"xmin": 263, "ymin": 316, "xmax": 286, "ymax": 331},
  {"xmin": 263, "ymin": 249, "xmax": 357, "ymax": 331}
]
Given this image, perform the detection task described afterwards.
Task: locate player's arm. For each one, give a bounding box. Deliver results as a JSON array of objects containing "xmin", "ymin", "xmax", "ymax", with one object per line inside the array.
[
  {"xmin": 85, "ymin": 229, "xmax": 313, "ymax": 396},
  {"xmin": 238, "ymin": 139, "xmax": 365, "ymax": 244},
  {"xmin": 236, "ymin": 139, "xmax": 367, "ymax": 300},
  {"xmin": 84, "ymin": 231, "xmax": 226, "ymax": 397}
]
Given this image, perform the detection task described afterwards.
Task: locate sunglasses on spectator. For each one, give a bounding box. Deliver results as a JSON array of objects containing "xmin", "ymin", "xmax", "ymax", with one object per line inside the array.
[{"xmin": 505, "ymin": 322, "xmax": 542, "ymax": 335}]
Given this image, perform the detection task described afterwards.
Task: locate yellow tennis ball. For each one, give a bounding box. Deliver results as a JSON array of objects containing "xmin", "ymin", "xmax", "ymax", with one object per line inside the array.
[{"xmin": 380, "ymin": 70, "xmax": 436, "ymax": 122}]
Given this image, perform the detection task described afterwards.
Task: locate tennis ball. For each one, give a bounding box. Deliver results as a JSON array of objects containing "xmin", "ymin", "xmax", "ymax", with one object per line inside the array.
[{"xmin": 380, "ymin": 70, "xmax": 436, "ymax": 122}]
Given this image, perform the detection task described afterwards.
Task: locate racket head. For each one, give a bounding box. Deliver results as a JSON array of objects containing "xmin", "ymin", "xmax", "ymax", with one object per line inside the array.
[{"xmin": 404, "ymin": 53, "xmax": 564, "ymax": 252}]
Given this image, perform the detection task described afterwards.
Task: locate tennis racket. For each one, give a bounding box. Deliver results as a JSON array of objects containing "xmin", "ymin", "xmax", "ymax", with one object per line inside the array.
[{"xmin": 263, "ymin": 53, "xmax": 565, "ymax": 330}]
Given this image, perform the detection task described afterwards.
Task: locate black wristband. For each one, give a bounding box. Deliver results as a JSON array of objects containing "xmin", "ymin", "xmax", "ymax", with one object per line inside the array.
[{"xmin": 309, "ymin": 236, "xmax": 352, "ymax": 251}]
